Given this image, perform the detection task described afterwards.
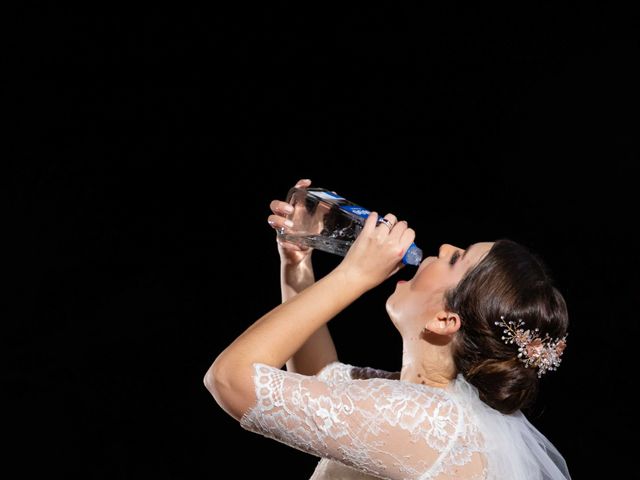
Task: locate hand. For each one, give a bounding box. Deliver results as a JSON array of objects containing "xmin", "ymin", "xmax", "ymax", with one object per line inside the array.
[
  {"xmin": 335, "ymin": 212, "xmax": 415, "ymax": 292},
  {"xmin": 268, "ymin": 178, "xmax": 313, "ymax": 266}
]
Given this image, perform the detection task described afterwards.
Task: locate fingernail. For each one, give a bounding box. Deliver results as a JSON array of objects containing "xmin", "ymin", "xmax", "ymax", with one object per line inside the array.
[
  {"xmin": 284, "ymin": 220, "xmax": 294, "ymax": 227},
  {"xmin": 284, "ymin": 205, "xmax": 294, "ymax": 214}
]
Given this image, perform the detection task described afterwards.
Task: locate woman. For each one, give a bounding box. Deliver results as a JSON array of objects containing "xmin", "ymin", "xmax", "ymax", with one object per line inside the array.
[{"xmin": 205, "ymin": 179, "xmax": 571, "ymax": 480}]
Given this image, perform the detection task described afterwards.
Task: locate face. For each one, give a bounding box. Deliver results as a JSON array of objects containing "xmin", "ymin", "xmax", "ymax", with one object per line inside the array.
[{"xmin": 386, "ymin": 242, "xmax": 493, "ymax": 335}]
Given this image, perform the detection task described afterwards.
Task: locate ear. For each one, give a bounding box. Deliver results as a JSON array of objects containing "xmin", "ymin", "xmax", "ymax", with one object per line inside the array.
[{"xmin": 425, "ymin": 310, "xmax": 461, "ymax": 336}]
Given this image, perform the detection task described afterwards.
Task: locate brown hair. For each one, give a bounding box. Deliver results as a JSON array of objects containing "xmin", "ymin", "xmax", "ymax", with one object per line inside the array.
[{"xmin": 445, "ymin": 239, "xmax": 569, "ymax": 414}]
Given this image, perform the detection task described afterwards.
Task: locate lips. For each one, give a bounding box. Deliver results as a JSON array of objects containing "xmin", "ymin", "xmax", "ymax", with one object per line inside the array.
[{"xmin": 397, "ymin": 280, "xmax": 407, "ymax": 285}]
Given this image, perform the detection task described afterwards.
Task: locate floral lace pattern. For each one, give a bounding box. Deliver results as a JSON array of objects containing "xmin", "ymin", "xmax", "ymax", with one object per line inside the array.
[{"xmin": 240, "ymin": 362, "xmax": 486, "ymax": 480}]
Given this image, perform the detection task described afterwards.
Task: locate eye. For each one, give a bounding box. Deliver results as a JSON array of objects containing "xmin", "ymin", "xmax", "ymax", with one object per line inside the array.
[{"xmin": 449, "ymin": 251, "xmax": 462, "ymax": 265}]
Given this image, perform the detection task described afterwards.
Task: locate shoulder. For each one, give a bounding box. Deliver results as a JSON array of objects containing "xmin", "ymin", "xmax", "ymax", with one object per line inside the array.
[
  {"xmin": 323, "ymin": 373, "xmax": 463, "ymax": 440},
  {"xmin": 316, "ymin": 362, "xmax": 457, "ymax": 411}
]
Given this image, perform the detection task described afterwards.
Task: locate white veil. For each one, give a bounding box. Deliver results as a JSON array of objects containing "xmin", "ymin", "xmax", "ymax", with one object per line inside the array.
[{"xmin": 454, "ymin": 376, "xmax": 571, "ymax": 480}]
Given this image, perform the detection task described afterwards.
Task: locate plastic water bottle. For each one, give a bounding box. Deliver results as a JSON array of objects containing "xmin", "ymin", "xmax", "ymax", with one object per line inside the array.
[{"xmin": 277, "ymin": 187, "xmax": 423, "ymax": 266}]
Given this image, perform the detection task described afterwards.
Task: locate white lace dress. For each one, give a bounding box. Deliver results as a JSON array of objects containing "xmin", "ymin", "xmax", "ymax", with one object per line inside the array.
[{"xmin": 240, "ymin": 362, "xmax": 571, "ymax": 480}]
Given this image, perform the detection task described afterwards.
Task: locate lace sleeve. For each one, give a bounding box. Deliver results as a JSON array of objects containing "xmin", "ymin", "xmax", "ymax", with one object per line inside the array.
[{"xmin": 240, "ymin": 363, "xmax": 483, "ymax": 480}]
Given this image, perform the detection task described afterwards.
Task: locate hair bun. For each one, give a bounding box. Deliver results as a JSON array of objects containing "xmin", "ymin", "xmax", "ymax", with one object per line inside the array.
[{"xmin": 465, "ymin": 359, "xmax": 538, "ymax": 414}]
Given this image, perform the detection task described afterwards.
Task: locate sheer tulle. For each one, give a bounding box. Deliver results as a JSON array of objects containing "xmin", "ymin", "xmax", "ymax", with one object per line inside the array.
[
  {"xmin": 452, "ymin": 374, "xmax": 571, "ymax": 480},
  {"xmin": 240, "ymin": 362, "xmax": 570, "ymax": 480}
]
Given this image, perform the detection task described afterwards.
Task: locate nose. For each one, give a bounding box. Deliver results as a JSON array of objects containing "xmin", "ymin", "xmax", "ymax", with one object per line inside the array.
[{"xmin": 438, "ymin": 244, "xmax": 458, "ymax": 258}]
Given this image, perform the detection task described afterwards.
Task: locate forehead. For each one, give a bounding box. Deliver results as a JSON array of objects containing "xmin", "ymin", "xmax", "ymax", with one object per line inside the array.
[{"xmin": 465, "ymin": 242, "xmax": 493, "ymax": 266}]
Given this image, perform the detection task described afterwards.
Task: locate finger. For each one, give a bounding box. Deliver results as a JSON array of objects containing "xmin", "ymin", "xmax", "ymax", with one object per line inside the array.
[
  {"xmin": 268, "ymin": 214, "xmax": 294, "ymax": 230},
  {"xmin": 376, "ymin": 213, "xmax": 397, "ymax": 234},
  {"xmin": 382, "ymin": 213, "xmax": 398, "ymax": 226},
  {"xmin": 400, "ymin": 228, "xmax": 416, "ymax": 252},
  {"xmin": 294, "ymin": 178, "xmax": 312, "ymax": 188},
  {"xmin": 362, "ymin": 211, "xmax": 379, "ymax": 236},
  {"xmin": 270, "ymin": 199, "xmax": 294, "ymax": 216},
  {"xmin": 389, "ymin": 220, "xmax": 408, "ymax": 240}
]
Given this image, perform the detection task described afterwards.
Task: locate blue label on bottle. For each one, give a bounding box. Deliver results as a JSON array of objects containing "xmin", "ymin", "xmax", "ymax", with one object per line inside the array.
[
  {"xmin": 311, "ymin": 190, "xmax": 346, "ymax": 201},
  {"xmin": 340, "ymin": 205, "xmax": 371, "ymax": 219}
]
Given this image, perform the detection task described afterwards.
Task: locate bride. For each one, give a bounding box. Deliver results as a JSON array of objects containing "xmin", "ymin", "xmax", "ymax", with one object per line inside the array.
[{"xmin": 204, "ymin": 179, "xmax": 571, "ymax": 479}]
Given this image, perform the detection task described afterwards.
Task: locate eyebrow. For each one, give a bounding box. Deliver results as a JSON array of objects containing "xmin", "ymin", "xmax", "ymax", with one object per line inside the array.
[{"xmin": 462, "ymin": 244, "xmax": 474, "ymax": 260}]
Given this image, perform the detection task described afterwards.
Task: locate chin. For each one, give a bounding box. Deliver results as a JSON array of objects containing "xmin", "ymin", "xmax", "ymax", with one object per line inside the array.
[
  {"xmin": 385, "ymin": 292, "xmax": 397, "ymax": 315},
  {"xmin": 385, "ymin": 295, "xmax": 403, "ymax": 331},
  {"xmin": 384, "ymin": 295, "xmax": 398, "ymax": 328}
]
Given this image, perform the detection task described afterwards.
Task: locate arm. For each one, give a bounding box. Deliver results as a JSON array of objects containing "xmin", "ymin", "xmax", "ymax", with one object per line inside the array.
[
  {"xmin": 281, "ymin": 255, "xmax": 338, "ymax": 376},
  {"xmin": 206, "ymin": 265, "xmax": 365, "ymax": 420},
  {"xmin": 237, "ymin": 364, "xmax": 485, "ymax": 480},
  {"xmin": 267, "ymin": 179, "xmax": 339, "ymax": 375},
  {"xmin": 205, "ymin": 211, "xmax": 415, "ymax": 420}
]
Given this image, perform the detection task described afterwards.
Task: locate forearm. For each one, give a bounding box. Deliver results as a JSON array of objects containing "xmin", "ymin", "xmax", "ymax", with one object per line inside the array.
[
  {"xmin": 280, "ymin": 257, "xmax": 315, "ymax": 302},
  {"xmin": 281, "ymin": 257, "xmax": 338, "ymax": 375},
  {"xmin": 205, "ymin": 267, "xmax": 366, "ymax": 419}
]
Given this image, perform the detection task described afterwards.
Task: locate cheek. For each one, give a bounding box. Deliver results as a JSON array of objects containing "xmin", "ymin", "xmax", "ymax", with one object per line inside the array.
[
  {"xmin": 412, "ymin": 265, "xmax": 460, "ymax": 295},
  {"xmin": 411, "ymin": 266, "xmax": 442, "ymax": 290},
  {"xmin": 410, "ymin": 277, "xmax": 441, "ymax": 298}
]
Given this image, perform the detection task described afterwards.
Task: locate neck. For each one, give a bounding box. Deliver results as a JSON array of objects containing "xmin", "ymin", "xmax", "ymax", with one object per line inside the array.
[{"xmin": 399, "ymin": 331, "xmax": 457, "ymax": 388}]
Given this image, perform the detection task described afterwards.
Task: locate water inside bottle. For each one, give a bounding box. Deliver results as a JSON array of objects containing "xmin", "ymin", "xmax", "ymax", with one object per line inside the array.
[
  {"xmin": 277, "ymin": 233, "xmax": 352, "ymax": 255},
  {"xmin": 277, "ymin": 188, "xmax": 365, "ymax": 257}
]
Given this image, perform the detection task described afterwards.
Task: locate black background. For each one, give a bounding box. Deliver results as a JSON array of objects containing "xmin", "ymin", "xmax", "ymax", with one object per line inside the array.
[{"xmin": 9, "ymin": 4, "xmax": 638, "ymax": 478}]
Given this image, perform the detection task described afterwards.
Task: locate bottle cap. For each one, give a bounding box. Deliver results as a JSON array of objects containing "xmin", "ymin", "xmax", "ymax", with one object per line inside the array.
[{"xmin": 402, "ymin": 243, "xmax": 423, "ymax": 266}]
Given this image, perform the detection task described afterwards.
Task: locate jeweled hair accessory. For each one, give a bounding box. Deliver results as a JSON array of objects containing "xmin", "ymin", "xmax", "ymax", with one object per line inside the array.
[{"xmin": 495, "ymin": 316, "xmax": 567, "ymax": 377}]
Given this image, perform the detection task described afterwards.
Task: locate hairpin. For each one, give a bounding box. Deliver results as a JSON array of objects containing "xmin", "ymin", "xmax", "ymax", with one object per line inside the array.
[{"xmin": 494, "ymin": 316, "xmax": 567, "ymax": 377}]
